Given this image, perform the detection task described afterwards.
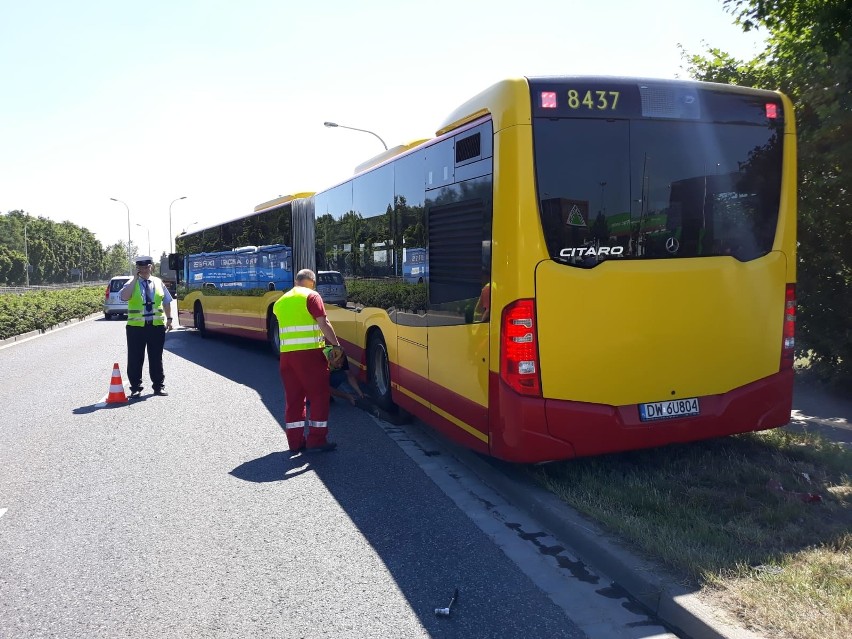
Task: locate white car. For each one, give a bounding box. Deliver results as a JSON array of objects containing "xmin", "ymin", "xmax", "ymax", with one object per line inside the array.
[
  {"xmin": 103, "ymin": 276, "xmax": 132, "ymax": 319},
  {"xmin": 317, "ymin": 271, "xmax": 347, "ymax": 307}
]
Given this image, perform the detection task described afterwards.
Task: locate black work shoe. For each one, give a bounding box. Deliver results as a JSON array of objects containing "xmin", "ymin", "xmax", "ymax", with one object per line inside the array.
[
  {"xmin": 306, "ymin": 442, "xmax": 337, "ymax": 453},
  {"xmin": 153, "ymin": 388, "xmax": 169, "ymax": 396},
  {"xmin": 129, "ymin": 391, "xmax": 142, "ymax": 400},
  {"xmin": 289, "ymin": 443, "xmax": 306, "ymax": 456}
]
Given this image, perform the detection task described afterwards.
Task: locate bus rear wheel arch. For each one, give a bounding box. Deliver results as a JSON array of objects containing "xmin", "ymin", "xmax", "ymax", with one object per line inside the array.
[{"xmin": 367, "ymin": 331, "xmax": 394, "ymax": 411}]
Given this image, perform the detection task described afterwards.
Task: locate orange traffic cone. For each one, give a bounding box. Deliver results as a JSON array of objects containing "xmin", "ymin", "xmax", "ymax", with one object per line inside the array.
[{"xmin": 106, "ymin": 363, "xmax": 128, "ymax": 404}]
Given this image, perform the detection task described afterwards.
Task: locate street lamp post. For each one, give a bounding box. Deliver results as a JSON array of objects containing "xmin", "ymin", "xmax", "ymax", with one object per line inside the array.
[
  {"xmin": 110, "ymin": 197, "xmax": 132, "ymax": 274},
  {"xmin": 136, "ymin": 223, "xmax": 151, "ymax": 256},
  {"xmin": 169, "ymin": 196, "xmax": 187, "ymax": 254},
  {"xmin": 23, "ymin": 219, "xmax": 29, "ymax": 287},
  {"xmin": 323, "ymin": 121, "xmax": 388, "ymax": 150}
]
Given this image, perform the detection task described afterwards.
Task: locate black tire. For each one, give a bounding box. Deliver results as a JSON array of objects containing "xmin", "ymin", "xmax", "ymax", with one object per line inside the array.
[
  {"xmin": 104, "ymin": 313, "xmax": 110, "ymax": 320},
  {"xmin": 194, "ymin": 304, "xmax": 207, "ymax": 338},
  {"xmin": 268, "ymin": 312, "xmax": 280, "ymax": 356},
  {"xmin": 367, "ymin": 332, "xmax": 394, "ymax": 411}
]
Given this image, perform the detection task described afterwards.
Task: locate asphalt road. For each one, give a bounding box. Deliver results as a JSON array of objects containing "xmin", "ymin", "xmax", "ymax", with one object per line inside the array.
[{"xmin": 0, "ymin": 317, "xmax": 680, "ymax": 639}]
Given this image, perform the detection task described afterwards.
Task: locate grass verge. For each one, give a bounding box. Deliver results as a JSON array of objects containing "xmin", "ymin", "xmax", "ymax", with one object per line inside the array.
[{"xmin": 527, "ymin": 428, "xmax": 851, "ymax": 639}]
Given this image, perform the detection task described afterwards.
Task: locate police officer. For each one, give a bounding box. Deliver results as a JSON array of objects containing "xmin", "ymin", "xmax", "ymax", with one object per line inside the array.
[
  {"xmin": 120, "ymin": 256, "xmax": 174, "ymax": 399},
  {"xmin": 273, "ymin": 269, "xmax": 342, "ymax": 453}
]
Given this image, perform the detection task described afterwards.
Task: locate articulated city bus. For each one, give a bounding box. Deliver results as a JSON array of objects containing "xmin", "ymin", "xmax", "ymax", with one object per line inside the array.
[
  {"xmin": 174, "ymin": 193, "xmax": 314, "ymax": 340},
  {"xmin": 173, "ymin": 76, "xmax": 797, "ymax": 463}
]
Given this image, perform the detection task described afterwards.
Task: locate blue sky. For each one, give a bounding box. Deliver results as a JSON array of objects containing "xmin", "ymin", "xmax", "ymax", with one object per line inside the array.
[{"xmin": 0, "ymin": 0, "xmax": 766, "ymax": 257}]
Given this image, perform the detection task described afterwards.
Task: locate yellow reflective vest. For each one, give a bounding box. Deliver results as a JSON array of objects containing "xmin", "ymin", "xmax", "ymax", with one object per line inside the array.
[
  {"xmin": 127, "ymin": 277, "xmax": 166, "ymax": 327},
  {"xmin": 273, "ymin": 286, "xmax": 325, "ymax": 353}
]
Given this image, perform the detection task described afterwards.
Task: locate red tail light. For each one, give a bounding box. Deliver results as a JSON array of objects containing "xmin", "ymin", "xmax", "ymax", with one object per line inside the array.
[
  {"xmin": 781, "ymin": 283, "xmax": 796, "ymax": 370},
  {"xmin": 500, "ymin": 299, "xmax": 541, "ymax": 396},
  {"xmin": 105, "ymin": 286, "xmax": 110, "ymax": 300}
]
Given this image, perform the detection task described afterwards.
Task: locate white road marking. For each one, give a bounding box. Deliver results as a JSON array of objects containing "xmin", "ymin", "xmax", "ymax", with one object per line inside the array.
[{"xmin": 0, "ymin": 508, "xmax": 7, "ymax": 520}]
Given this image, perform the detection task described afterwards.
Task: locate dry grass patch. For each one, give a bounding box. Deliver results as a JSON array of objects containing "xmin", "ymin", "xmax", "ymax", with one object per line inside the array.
[
  {"xmin": 528, "ymin": 428, "xmax": 851, "ymax": 639},
  {"xmin": 705, "ymin": 538, "xmax": 852, "ymax": 639}
]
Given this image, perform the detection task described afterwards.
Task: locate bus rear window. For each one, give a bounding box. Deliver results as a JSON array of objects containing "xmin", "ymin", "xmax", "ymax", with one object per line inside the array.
[{"xmin": 533, "ymin": 117, "xmax": 783, "ymax": 266}]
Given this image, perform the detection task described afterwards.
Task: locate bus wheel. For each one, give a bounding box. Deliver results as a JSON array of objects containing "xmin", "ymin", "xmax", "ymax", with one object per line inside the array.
[
  {"xmin": 194, "ymin": 305, "xmax": 207, "ymax": 338},
  {"xmin": 368, "ymin": 333, "xmax": 394, "ymax": 411},
  {"xmin": 268, "ymin": 313, "xmax": 280, "ymax": 356}
]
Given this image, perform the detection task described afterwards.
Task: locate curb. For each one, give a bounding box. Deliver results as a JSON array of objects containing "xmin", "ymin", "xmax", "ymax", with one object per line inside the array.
[
  {"xmin": 393, "ymin": 419, "xmax": 762, "ymax": 639},
  {"xmin": 0, "ymin": 312, "xmax": 101, "ymax": 348}
]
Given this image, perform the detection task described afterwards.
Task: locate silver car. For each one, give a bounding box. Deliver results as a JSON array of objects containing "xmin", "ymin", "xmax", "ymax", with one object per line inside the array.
[
  {"xmin": 103, "ymin": 276, "xmax": 132, "ymax": 319},
  {"xmin": 316, "ymin": 271, "xmax": 347, "ymax": 307}
]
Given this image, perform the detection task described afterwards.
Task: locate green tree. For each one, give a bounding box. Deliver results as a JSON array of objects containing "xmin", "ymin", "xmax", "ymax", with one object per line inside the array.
[
  {"xmin": 1, "ymin": 210, "xmax": 111, "ymax": 284},
  {"xmin": 0, "ymin": 246, "xmax": 10, "ymax": 283},
  {"xmin": 104, "ymin": 242, "xmax": 134, "ymax": 277},
  {"xmin": 683, "ymin": 0, "xmax": 852, "ymax": 391}
]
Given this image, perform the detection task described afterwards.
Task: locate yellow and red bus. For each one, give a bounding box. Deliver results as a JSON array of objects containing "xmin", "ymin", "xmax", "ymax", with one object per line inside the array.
[{"xmin": 174, "ymin": 76, "xmax": 797, "ymax": 463}]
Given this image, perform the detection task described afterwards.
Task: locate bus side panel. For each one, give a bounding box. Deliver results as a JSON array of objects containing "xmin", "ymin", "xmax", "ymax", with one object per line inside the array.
[
  {"xmin": 395, "ymin": 323, "xmax": 430, "ymax": 411},
  {"xmin": 178, "ymin": 291, "xmax": 278, "ymax": 339},
  {"xmin": 425, "ymin": 323, "xmax": 489, "ymax": 431},
  {"xmin": 395, "ymin": 379, "xmax": 491, "ymax": 455},
  {"xmin": 176, "ymin": 291, "xmax": 198, "ymax": 327},
  {"xmin": 390, "ymin": 323, "xmax": 491, "ymax": 453},
  {"xmin": 326, "ymin": 306, "xmax": 359, "ymax": 353}
]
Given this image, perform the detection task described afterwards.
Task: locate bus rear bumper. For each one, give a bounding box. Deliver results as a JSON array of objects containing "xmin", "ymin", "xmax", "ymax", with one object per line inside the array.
[{"xmin": 489, "ymin": 370, "xmax": 793, "ymax": 463}]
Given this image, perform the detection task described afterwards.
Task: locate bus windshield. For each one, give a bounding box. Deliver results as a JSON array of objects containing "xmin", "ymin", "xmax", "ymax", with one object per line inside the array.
[{"xmin": 534, "ymin": 116, "xmax": 783, "ymax": 266}]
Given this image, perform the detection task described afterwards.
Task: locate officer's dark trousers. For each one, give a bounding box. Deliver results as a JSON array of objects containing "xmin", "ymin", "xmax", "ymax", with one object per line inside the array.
[{"xmin": 126, "ymin": 323, "xmax": 166, "ymax": 392}]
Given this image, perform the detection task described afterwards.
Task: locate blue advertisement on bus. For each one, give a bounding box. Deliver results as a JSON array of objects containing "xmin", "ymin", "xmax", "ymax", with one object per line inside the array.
[
  {"xmin": 402, "ymin": 247, "xmax": 428, "ymax": 284},
  {"xmin": 186, "ymin": 244, "xmax": 293, "ymax": 291}
]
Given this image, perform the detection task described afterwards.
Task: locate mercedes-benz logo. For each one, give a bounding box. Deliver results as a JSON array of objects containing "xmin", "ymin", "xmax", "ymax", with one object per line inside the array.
[{"xmin": 665, "ymin": 237, "xmax": 680, "ymax": 254}]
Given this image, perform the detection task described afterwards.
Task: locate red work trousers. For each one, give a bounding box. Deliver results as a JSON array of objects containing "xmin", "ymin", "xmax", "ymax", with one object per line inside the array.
[{"xmin": 279, "ymin": 348, "xmax": 331, "ymax": 451}]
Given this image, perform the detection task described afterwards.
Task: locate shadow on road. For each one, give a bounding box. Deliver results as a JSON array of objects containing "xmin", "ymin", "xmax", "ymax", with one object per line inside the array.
[
  {"xmin": 229, "ymin": 451, "xmax": 314, "ymax": 482},
  {"xmin": 160, "ymin": 326, "xmax": 581, "ymax": 638}
]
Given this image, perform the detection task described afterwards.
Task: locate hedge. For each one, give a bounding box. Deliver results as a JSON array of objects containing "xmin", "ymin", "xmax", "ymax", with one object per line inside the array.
[{"xmin": 0, "ymin": 286, "xmax": 104, "ymax": 340}]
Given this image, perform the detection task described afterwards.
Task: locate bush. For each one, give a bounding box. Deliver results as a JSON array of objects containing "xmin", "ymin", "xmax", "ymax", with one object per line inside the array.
[{"xmin": 0, "ymin": 287, "xmax": 104, "ymax": 340}]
